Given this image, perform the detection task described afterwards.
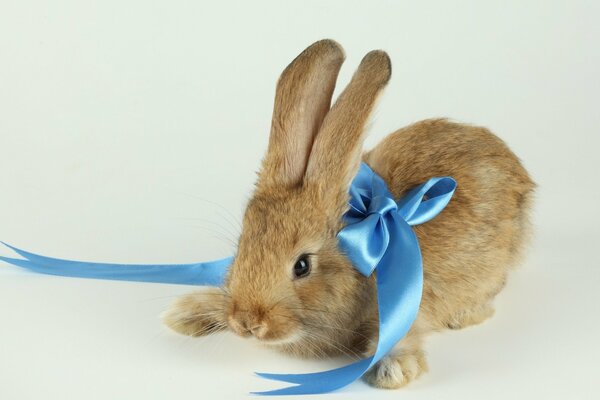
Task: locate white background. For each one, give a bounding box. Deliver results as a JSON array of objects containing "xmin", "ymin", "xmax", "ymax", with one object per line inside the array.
[{"xmin": 1, "ymin": 1, "xmax": 599, "ymax": 399}]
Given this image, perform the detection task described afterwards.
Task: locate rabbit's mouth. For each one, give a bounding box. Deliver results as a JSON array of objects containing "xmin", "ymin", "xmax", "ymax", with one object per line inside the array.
[{"xmin": 227, "ymin": 308, "xmax": 302, "ymax": 343}]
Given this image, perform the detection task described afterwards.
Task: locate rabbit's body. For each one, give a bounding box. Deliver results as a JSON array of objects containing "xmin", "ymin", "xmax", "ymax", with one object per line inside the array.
[
  {"xmin": 360, "ymin": 118, "xmax": 534, "ymax": 387},
  {"xmin": 163, "ymin": 40, "xmax": 534, "ymax": 390},
  {"xmin": 366, "ymin": 118, "xmax": 534, "ymax": 332}
]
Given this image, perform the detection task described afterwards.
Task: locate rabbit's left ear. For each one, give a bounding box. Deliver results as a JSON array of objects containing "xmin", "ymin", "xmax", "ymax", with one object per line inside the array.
[{"xmin": 258, "ymin": 40, "xmax": 345, "ymax": 189}]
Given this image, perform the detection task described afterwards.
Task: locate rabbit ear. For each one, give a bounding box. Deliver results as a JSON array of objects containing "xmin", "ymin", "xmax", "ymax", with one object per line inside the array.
[
  {"xmin": 305, "ymin": 50, "xmax": 391, "ymax": 202},
  {"xmin": 259, "ymin": 39, "xmax": 345, "ymax": 188}
]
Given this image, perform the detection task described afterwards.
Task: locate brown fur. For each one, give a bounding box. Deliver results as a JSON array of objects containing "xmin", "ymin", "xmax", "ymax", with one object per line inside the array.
[{"xmin": 163, "ymin": 39, "xmax": 535, "ymax": 388}]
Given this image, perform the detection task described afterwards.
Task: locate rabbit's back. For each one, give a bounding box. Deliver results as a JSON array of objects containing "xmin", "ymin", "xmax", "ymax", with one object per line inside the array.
[{"xmin": 364, "ymin": 118, "xmax": 535, "ymax": 330}]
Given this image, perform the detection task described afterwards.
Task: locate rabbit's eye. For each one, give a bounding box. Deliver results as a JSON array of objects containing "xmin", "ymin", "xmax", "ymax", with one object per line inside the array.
[{"xmin": 293, "ymin": 255, "xmax": 311, "ymax": 279}]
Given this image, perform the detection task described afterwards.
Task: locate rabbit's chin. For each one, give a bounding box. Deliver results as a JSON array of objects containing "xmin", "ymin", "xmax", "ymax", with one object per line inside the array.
[{"xmin": 260, "ymin": 331, "xmax": 304, "ymax": 347}]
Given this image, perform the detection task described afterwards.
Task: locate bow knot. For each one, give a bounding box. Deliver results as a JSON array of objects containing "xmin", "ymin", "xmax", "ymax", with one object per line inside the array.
[
  {"xmin": 367, "ymin": 195, "xmax": 398, "ymax": 216},
  {"xmin": 338, "ymin": 164, "xmax": 456, "ymax": 281}
]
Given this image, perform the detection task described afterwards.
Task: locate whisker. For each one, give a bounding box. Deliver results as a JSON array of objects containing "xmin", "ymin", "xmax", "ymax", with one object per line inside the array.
[
  {"xmin": 176, "ymin": 194, "xmax": 243, "ymax": 234},
  {"xmin": 188, "ymin": 225, "xmax": 238, "ymax": 249},
  {"xmin": 268, "ymin": 313, "xmax": 363, "ymax": 360},
  {"xmin": 182, "ymin": 217, "xmax": 240, "ymax": 243},
  {"xmin": 280, "ymin": 306, "xmax": 373, "ymax": 341},
  {"xmin": 144, "ymin": 291, "xmax": 231, "ymax": 303},
  {"xmin": 297, "ymin": 328, "xmax": 361, "ymax": 360}
]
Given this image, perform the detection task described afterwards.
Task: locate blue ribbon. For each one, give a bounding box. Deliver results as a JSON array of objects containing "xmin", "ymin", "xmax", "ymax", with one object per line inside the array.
[{"xmin": 0, "ymin": 162, "xmax": 455, "ymax": 395}]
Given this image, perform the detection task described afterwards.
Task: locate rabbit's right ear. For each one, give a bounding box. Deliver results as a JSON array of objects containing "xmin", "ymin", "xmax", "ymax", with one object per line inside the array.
[{"xmin": 258, "ymin": 39, "xmax": 345, "ymax": 189}]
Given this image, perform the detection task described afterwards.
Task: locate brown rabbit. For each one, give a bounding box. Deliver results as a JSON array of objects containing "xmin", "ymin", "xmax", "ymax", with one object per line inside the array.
[{"xmin": 163, "ymin": 39, "xmax": 535, "ymax": 389}]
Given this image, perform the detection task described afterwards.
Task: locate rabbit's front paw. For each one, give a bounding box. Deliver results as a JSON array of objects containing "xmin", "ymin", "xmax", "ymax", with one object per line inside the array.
[
  {"xmin": 162, "ymin": 290, "xmax": 227, "ymax": 337},
  {"xmin": 363, "ymin": 349, "xmax": 427, "ymax": 389}
]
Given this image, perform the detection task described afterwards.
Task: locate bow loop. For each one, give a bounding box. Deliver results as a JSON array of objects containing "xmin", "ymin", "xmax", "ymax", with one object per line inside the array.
[
  {"xmin": 337, "ymin": 212, "xmax": 390, "ymax": 277},
  {"xmin": 397, "ymin": 176, "xmax": 456, "ymax": 225}
]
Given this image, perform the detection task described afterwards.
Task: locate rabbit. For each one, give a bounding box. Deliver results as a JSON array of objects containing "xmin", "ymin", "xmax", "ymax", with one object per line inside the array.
[{"xmin": 162, "ymin": 39, "xmax": 535, "ymax": 389}]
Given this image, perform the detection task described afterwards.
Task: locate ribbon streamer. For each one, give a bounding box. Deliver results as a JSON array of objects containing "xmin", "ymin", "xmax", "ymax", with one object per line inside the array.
[
  {"xmin": 0, "ymin": 242, "xmax": 231, "ymax": 286},
  {"xmin": 0, "ymin": 162, "xmax": 455, "ymax": 395}
]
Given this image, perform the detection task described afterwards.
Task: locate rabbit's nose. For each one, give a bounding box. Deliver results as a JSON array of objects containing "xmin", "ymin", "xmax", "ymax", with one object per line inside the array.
[{"xmin": 248, "ymin": 322, "xmax": 267, "ymax": 338}]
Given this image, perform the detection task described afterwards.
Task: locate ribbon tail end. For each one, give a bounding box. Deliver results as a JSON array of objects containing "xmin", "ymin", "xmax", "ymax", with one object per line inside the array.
[
  {"xmin": 0, "ymin": 255, "xmax": 36, "ymax": 270},
  {"xmin": 1, "ymin": 241, "xmax": 18, "ymax": 253}
]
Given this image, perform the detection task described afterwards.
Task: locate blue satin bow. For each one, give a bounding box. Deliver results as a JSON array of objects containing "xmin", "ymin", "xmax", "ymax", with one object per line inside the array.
[{"xmin": 0, "ymin": 162, "xmax": 455, "ymax": 395}]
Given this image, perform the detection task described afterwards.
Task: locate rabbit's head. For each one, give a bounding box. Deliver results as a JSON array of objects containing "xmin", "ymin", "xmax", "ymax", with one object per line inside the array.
[{"xmin": 166, "ymin": 40, "xmax": 391, "ymax": 356}]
